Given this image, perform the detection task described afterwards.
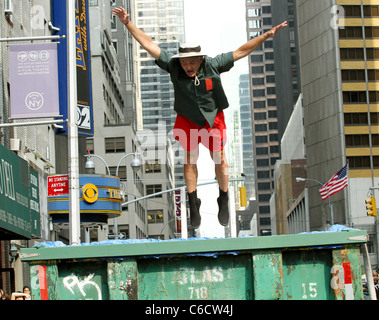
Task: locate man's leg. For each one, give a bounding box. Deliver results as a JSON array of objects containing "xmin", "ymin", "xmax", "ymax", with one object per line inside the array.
[
  {"xmin": 211, "ymin": 148, "xmax": 229, "ymax": 192},
  {"xmin": 211, "ymin": 149, "xmax": 229, "ymax": 226},
  {"xmin": 184, "ymin": 148, "xmax": 201, "ymax": 228}
]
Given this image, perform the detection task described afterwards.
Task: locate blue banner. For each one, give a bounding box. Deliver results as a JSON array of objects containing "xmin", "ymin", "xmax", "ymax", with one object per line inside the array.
[{"xmin": 51, "ymin": 0, "xmax": 94, "ymax": 136}]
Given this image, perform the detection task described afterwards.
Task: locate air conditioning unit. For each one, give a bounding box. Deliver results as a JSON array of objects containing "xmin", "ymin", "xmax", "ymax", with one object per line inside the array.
[
  {"xmin": 10, "ymin": 138, "xmax": 21, "ymax": 152},
  {"xmin": 5, "ymin": 0, "xmax": 14, "ymax": 15}
]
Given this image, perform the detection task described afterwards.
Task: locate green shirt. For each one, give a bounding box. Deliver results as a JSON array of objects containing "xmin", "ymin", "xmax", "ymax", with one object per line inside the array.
[{"xmin": 156, "ymin": 49, "xmax": 235, "ymax": 128}]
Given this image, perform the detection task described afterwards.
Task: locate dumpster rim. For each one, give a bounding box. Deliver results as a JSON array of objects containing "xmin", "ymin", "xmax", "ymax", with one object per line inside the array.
[{"xmin": 20, "ymin": 229, "xmax": 368, "ymax": 262}]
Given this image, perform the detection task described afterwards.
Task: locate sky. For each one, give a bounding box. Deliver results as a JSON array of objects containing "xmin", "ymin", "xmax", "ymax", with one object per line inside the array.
[{"xmin": 183, "ymin": 0, "xmax": 249, "ymax": 237}]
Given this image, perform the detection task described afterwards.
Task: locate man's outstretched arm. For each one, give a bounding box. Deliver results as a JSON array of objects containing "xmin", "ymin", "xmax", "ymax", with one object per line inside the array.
[
  {"xmin": 113, "ymin": 6, "xmax": 161, "ymax": 60},
  {"xmin": 233, "ymin": 21, "xmax": 288, "ymax": 62}
]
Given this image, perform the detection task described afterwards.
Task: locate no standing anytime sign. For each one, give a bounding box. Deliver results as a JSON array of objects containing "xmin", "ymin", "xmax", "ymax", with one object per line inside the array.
[{"xmin": 48, "ymin": 174, "xmax": 69, "ymax": 197}]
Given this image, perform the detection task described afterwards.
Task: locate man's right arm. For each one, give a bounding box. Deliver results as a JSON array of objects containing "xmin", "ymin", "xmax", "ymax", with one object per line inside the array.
[{"xmin": 113, "ymin": 6, "xmax": 161, "ymax": 61}]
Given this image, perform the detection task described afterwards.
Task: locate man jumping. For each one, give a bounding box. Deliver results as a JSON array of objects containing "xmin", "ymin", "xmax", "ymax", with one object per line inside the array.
[{"xmin": 113, "ymin": 6, "xmax": 287, "ymax": 228}]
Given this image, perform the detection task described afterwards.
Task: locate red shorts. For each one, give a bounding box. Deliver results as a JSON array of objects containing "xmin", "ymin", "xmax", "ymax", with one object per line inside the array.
[{"xmin": 173, "ymin": 111, "xmax": 227, "ymax": 152}]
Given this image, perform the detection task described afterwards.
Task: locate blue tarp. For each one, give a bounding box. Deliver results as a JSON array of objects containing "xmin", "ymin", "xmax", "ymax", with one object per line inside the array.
[
  {"xmin": 33, "ymin": 237, "xmax": 222, "ymax": 249},
  {"xmin": 298, "ymin": 224, "xmax": 356, "ymax": 235},
  {"xmin": 34, "ymin": 224, "xmax": 357, "ymax": 249},
  {"xmin": 33, "ymin": 237, "xmax": 238, "ymax": 258}
]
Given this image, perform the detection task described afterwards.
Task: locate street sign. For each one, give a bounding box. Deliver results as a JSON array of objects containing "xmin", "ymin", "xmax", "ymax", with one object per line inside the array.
[{"xmin": 48, "ymin": 175, "xmax": 69, "ymax": 197}]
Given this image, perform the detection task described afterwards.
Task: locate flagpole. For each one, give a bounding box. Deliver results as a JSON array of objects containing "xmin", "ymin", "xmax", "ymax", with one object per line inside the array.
[
  {"xmin": 329, "ymin": 192, "xmax": 334, "ymax": 226},
  {"xmin": 346, "ymin": 161, "xmax": 352, "ymax": 227}
]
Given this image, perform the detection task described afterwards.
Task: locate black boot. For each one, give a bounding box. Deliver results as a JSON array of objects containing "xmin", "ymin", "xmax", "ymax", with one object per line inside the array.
[
  {"xmin": 217, "ymin": 189, "xmax": 229, "ymax": 226},
  {"xmin": 188, "ymin": 190, "xmax": 201, "ymax": 228}
]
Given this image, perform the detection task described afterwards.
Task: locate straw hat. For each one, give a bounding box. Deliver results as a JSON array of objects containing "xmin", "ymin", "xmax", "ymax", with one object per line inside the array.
[{"xmin": 172, "ymin": 43, "xmax": 206, "ymax": 59}]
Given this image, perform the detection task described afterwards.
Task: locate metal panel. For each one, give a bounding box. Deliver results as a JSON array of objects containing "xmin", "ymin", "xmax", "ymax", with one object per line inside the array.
[
  {"xmin": 108, "ymin": 260, "xmax": 138, "ymax": 300},
  {"xmin": 252, "ymin": 250, "xmax": 283, "ymax": 300},
  {"xmin": 137, "ymin": 255, "xmax": 252, "ymax": 300},
  {"xmin": 57, "ymin": 262, "xmax": 108, "ymax": 300},
  {"xmin": 282, "ymin": 250, "xmax": 333, "ymax": 300}
]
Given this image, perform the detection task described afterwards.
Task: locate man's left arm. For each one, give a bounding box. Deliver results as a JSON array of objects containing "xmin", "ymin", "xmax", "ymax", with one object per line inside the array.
[{"xmin": 233, "ymin": 21, "xmax": 288, "ymax": 62}]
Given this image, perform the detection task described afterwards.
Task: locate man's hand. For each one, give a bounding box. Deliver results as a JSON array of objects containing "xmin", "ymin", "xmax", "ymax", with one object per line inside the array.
[
  {"xmin": 266, "ymin": 21, "xmax": 288, "ymax": 38},
  {"xmin": 112, "ymin": 6, "xmax": 130, "ymax": 25},
  {"xmin": 233, "ymin": 20, "xmax": 288, "ymax": 62},
  {"xmin": 112, "ymin": 6, "xmax": 161, "ymax": 60}
]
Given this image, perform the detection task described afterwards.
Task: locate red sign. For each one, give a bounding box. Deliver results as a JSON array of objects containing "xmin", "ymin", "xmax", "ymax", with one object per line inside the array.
[{"xmin": 48, "ymin": 175, "xmax": 69, "ymax": 197}]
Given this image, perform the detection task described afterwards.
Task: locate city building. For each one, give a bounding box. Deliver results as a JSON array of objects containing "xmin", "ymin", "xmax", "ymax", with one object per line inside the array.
[
  {"xmin": 246, "ymin": 0, "xmax": 278, "ymax": 236},
  {"xmin": 245, "ymin": 1, "xmax": 277, "ymax": 235},
  {"xmin": 296, "ymin": 0, "xmax": 379, "ymax": 265},
  {"xmin": 135, "ymin": 0, "xmax": 185, "ymax": 185},
  {"xmin": 0, "ymin": 0, "xmax": 57, "ymax": 296},
  {"xmin": 239, "ymin": 74, "xmax": 255, "ymax": 201},
  {"xmin": 271, "ymin": 94, "xmax": 307, "ymax": 235},
  {"xmin": 89, "ymin": 0, "xmax": 176, "ymax": 241},
  {"xmin": 135, "ymin": 0, "xmax": 185, "ymax": 132},
  {"xmin": 245, "ymin": 0, "xmax": 301, "ymax": 236},
  {"xmin": 111, "ymin": 0, "xmax": 143, "ymax": 131}
]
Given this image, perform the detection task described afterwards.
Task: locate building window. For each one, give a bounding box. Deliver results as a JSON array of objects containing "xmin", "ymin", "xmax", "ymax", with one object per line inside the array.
[
  {"xmin": 105, "ymin": 137, "xmax": 125, "ymax": 153},
  {"xmin": 257, "ymin": 159, "xmax": 270, "ymax": 167},
  {"xmin": 148, "ymin": 210, "xmax": 164, "ymax": 224},
  {"xmin": 146, "ymin": 184, "xmax": 162, "ymax": 198},
  {"xmin": 109, "ymin": 166, "xmax": 127, "ymax": 180},
  {"xmin": 340, "ymin": 48, "xmax": 364, "ymax": 60},
  {"xmin": 343, "ymin": 91, "xmax": 367, "ymax": 103},
  {"xmin": 145, "ymin": 161, "xmax": 162, "ymax": 173},
  {"xmin": 255, "ymin": 124, "xmax": 268, "ymax": 132},
  {"xmin": 260, "ymin": 218, "xmax": 271, "ymax": 226},
  {"xmin": 256, "ymin": 147, "xmax": 269, "ymax": 155},
  {"xmin": 86, "ymin": 138, "xmax": 94, "ymax": 154},
  {"xmin": 344, "ymin": 112, "xmax": 379, "ymax": 125},
  {"xmin": 347, "ymin": 156, "xmax": 372, "ymax": 168},
  {"xmin": 256, "ymin": 136, "xmax": 268, "ymax": 144}
]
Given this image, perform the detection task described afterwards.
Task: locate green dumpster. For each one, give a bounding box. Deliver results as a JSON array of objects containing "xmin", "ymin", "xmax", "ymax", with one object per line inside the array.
[{"xmin": 20, "ymin": 228, "xmax": 370, "ymax": 300}]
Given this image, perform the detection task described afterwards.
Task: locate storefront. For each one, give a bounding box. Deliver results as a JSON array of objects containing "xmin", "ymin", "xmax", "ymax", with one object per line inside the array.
[
  {"xmin": 0, "ymin": 143, "xmax": 41, "ymax": 294},
  {"xmin": 0, "ymin": 143, "xmax": 40, "ymax": 240}
]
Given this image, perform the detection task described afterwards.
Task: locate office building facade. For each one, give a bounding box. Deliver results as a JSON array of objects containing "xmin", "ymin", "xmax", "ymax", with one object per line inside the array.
[
  {"xmin": 246, "ymin": 0, "xmax": 301, "ymax": 236},
  {"xmin": 89, "ymin": 0, "xmax": 175, "ymax": 241},
  {"xmin": 239, "ymin": 74, "xmax": 255, "ymax": 201},
  {"xmin": 296, "ymin": 0, "xmax": 379, "ymax": 264},
  {"xmin": 135, "ymin": 0, "xmax": 185, "ymax": 132},
  {"xmin": 246, "ymin": 0, "xmax": 281, "ymax": 236}
]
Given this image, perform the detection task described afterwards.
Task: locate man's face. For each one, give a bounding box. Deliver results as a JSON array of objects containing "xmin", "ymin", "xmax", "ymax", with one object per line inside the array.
[{"xmin": 179, "ymin": 56, "xmax": 203, "ymax": 78}]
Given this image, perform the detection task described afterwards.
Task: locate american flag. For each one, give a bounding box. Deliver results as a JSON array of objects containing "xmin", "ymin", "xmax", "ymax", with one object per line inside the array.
[{"xmin": 319, "ymin": 165, "xmax": 348, "ymax": 200}]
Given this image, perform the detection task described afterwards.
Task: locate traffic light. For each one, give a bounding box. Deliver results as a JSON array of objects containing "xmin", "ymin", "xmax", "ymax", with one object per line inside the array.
[
  {"xmin": 240, "ymin": 187, "xmax": 247, "ymax": 207},
  {"xmin": 366, "ymin": 196, "xmax": 377, "ymax": 217}
]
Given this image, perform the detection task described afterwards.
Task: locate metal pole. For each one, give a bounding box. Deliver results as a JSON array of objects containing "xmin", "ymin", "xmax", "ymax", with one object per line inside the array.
[
  {"xmin": 114, "ymin": 152, "xmax": 140, "ymax": 239},
  {"xmin": 0, "ymin": 119, "xmax": 65, "ymax": 128},
  {"xmin": 84, "ymin": 154, "xmax": 111, "ymax": 175},
  {"xmin": 180, "ymin": 187, "xmax": 188, "ymax": 239},
  {"xmin": 363, "ymin": 243, "xmax": 377, "ymax": 300},
  {"xmin": 229, "ymin": 186, "xmax": 237, "ymax": 238},
  {"xmin": 0, "ymin": 35, "xmax": 65, "ymax": 42},
  {"xmin": 67, "ymin": 0, "xmax": 80, "ymax": 245},
  {"xmin": 121, "ymin": 178, "xmax": 245, "ymax": 207}
]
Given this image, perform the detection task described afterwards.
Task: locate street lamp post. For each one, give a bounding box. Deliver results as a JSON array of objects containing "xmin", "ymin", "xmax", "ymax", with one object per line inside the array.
[
  {"xmin": 84, "ymin": 152, "xmax": 142, "ymax": 239},
  {"xmin": 84, "ymin": 154, "xmax": 111, "ymax": 175},
  {"xmin": 114, "ymin": 153, "xmax": 141, "ymax": 238},
  {"xmin": 296, "ymin": 177, "xmax": 334, "ymax": 226},
  {"xmin": 116, "ymin": 153, "xmax": 141, "ymax": 176},
  {"xmin": 67, "ymin": 0, "xmax": 80, "ymax": 245}
]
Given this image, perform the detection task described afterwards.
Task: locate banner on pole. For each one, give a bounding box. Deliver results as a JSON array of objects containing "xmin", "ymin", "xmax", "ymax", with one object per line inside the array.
[
  {"xmin": 9, "ymin": 42, "xmax": 60, "ymax": 119},
  {"xmin": 51, "ymin": 0, "xmax": 94, "ymax": 136}
]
